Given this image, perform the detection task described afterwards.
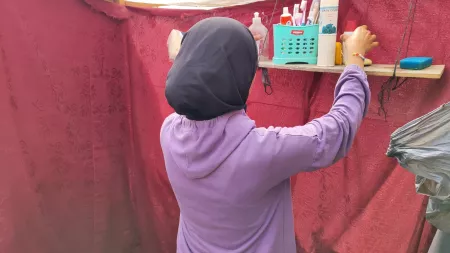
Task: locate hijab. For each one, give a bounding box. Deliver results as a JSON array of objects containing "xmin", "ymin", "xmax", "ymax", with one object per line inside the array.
[{"xmin": 165, "ymin": 17, "xmax": 258, "ymax": 121}]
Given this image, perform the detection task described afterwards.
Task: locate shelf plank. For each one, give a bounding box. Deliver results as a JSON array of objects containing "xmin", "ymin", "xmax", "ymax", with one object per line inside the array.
[{"xmin": 258, "ymin": 60, "xmax": 445, "ymax": 79}]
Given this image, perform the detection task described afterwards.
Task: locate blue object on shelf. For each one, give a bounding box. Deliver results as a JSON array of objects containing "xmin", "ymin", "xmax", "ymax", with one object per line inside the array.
[
  {"xmin": 399, "ymin": 57, "xmax": 433, "ymax": 70},
  {"xmin": 272, "ymin": 24, "xmax": 319, "ymax": 65}
]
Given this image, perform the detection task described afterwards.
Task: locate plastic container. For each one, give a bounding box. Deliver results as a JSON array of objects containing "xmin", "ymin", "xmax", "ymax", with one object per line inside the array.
[
  {"xmin": 272, "ymin": 24, "xmax": 319, "ymax": 65},
  {"xmin": 342, "ymin": 20, "xmax": 357, "ymax": 65},
  {"xmin": 280, "ymin": 7, "xmax": 294, "ymax": 26},
  {"xmin": 317, "ymin": 0, "xmax": 339, "ymax": 66},
  {"xmin": 249, "ymin": 12, "xmax": 269, "ymax": 60}
]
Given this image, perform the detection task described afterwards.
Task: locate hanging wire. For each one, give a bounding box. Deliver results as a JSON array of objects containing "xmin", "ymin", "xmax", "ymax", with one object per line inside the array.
[
  {"xmin": 259, "ymin": 0, "xmax": 280, "ymax": 95},
  {"xmin": 260, "ymin": 0, "xmax": 281, "ymax": 57},
  {"xmin": 377, "ymin": 0, "xmax": 417, "ymax": 119},
  {"xmin": 261, "ymin": 68, "xmax": 273, "ymax": 94}
]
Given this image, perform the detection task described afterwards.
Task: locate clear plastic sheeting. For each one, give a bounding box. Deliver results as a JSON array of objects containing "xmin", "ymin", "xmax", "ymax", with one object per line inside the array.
[
  {"xmin": 387, "ymin": 102, "xmax": 450, "ymax": 232},
  {"xmin": 428, "ymin": 230, "xmax": 450, "ymax": 253},
  {"xmin": 426, "ymin": 198, "xmax": 450, "ymax": 233}
]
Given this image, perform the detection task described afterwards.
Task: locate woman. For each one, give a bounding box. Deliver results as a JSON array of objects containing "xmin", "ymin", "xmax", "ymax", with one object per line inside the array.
[{"xmin": 161, "ymin": 17, "xmax": 378, "ymax": 253}]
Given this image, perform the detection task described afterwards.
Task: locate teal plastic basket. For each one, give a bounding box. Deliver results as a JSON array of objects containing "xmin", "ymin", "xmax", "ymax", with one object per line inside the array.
[{"xmin": 272, "ymin": 24, "xmax": 319, "ymax": 65}]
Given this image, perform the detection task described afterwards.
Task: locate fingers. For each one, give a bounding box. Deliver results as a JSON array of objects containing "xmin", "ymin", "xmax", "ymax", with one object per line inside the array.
[
  {"xmin": 371, "ymin": 41, "xmax": 380, "ymax": 49},
  {"xmin": 364, "ymin": 27, "xmax": 379, "ymax": 49},
  {"xmin": 368, "ymin": 34, "xmax": 378, "ymax": 47},
  {"xmin": 345, "ymin": 24, "xmax": 380, "ymax": 54},
  {"xmin": 367, "ymin": 34, "xmax": 377, "ymax": 43},
  {"xmin": 340, "ymin": 34, "xmax": 350, "ymax": 42},
  {"xmin": 367, "ymin": 41, "xmax": 380, "ymax": 52},
  {"xmin": 356, "ymin": 25, "xmax": 368, "ymax": 32}
]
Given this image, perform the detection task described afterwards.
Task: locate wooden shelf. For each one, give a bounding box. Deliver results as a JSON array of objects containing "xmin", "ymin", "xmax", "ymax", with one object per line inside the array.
[{"xmin": 259, "ymin": 60, "xmax": 445, "ymax": 79}]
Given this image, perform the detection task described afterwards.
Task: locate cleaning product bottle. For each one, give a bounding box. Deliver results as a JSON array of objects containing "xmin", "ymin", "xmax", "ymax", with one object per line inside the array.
[
  {"xmin": 249, "ymin": 12, "xmax": 269, "ymax": 60},
  {"xmin": 280, "ymin": 7, "xmax": 294, "ymax": 26},
  {"xmin": 300, "ymin": 0, "xmax": 308, "ymax": 26},
  {"xmin": 342, "ymin": 20, "xmax": 357, "ymax": 65},
  {"xmin": 317, "ymin": 0, "xmax": 339, "ymax": 66},
  {"xmin": 293, "ymin": 4, "xmax": 303, "ymax": 26}
]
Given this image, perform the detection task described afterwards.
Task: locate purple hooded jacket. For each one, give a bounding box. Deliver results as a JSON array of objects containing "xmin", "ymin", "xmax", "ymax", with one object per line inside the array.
[{"xmin": 161, "ymin": 17, "xmax": 370, "ymax": 253}]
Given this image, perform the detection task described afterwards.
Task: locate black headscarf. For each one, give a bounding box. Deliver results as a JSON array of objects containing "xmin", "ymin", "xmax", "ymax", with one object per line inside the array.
[{"xmin": 165, "ymin": 17, "xmax": 258, "ymax": 121}]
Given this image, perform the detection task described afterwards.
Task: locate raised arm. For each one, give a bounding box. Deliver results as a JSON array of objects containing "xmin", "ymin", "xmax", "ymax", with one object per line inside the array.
[{"xmin": 243, "ymin": 26, "xmax": 377, "ymax": 188}]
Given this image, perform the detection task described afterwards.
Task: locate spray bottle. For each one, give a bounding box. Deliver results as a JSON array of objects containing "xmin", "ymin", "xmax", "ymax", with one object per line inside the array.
[{"xmin": 249, "ymin": 12, "xmax": 269, "ymax": 60}]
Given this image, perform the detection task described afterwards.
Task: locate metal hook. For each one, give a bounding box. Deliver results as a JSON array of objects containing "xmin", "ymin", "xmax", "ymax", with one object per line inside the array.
[{"xmin": 264, "ymin": 83, "xmax": 273, "ymax": 95}]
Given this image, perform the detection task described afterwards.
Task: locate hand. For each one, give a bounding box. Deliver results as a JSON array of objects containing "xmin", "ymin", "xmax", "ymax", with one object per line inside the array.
[
  {"xmin": 340, "ymin": 25, "xmax": 379, "ymax": 68},
  {"xmin": 341, "ymin": 25, "xmax": 379, "ymax": 56}
]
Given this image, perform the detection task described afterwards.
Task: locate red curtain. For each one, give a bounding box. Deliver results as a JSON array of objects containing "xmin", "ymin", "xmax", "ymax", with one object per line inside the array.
[{"xmin": 0, "ymin": 0, "xmax": 447, "ymax": 252}]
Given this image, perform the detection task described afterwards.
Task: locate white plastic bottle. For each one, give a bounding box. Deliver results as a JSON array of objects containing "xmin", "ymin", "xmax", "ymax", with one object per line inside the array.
[
  {"xmin": 249, "ymin": 12, "xmax": 269, "ymax": 60},
  {"xmin": 342, "ymin": 20, "xmax": 357, "ymax": 65},
  {"xmin": 317, "ymin": 0, "xmax": 339, "ymax": 66}
]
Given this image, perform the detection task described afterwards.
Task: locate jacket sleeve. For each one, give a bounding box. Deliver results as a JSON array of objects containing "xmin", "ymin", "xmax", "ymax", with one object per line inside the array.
[{"xmin": 246, "ymin": 65, "xmax": 370, "ymax": 187}]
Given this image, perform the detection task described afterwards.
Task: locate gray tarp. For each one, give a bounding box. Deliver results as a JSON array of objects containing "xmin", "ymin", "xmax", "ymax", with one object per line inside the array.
[
  {"xmin": 428, "ymin": 230, "xmax": 450, "ymax": 253},
  {"xmin": 387, "ymin": 102, "xmax": 450, "ymax": 233}
]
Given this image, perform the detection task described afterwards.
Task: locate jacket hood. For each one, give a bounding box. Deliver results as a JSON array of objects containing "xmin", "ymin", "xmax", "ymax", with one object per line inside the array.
[{"xmin": 162, "ymin": 110, "xmax": 255, "ymax": 179}]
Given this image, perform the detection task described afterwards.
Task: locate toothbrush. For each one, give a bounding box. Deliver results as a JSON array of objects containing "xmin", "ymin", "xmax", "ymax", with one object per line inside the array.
[
  {"xmin": 300, "ymin": 0, "xmax": 308, "ymax": 26},
  {"xmin": 307, "ymin": 0, "xmax": 320, "ymax": 25},
  {"xmin": 293, "ymin": 4, "xmax": 302, "ymax": 26}
]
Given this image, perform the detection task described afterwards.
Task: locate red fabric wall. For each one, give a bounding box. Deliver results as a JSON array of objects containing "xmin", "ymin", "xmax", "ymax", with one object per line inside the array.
[
  {"xmin": 0, "ymin": 1, "xmax": 144, "ymax": 252},
  {"xmin": 0, "ymin": 0, "xmax": 447, "ymax": 252}
]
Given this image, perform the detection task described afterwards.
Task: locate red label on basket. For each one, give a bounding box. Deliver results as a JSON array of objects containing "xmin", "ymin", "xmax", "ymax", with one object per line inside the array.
[{"xmin": 291, "ymin": 30, "xmax": 304, "ymax": 35}]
